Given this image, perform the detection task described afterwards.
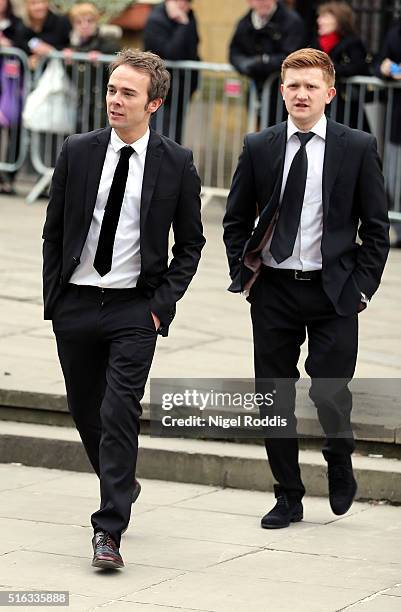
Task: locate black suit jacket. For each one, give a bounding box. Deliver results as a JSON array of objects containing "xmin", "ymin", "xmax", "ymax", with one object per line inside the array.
[
  {"xmin": 223, "ymin": 119, "xmax": 390, "ymax": 316},
  {"xmin": 42, "ymin": 128, "xmax": 205, "ymax": 336}
]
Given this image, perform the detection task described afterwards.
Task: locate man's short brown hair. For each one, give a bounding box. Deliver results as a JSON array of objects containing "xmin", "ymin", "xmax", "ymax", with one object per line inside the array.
[
  {"xmin": 109, "ymin": 48, "xmax": 171, "ymax": 102},
  {"xmin": 281, "ymin": 48, "xmax": 336, "ymax": 87}
]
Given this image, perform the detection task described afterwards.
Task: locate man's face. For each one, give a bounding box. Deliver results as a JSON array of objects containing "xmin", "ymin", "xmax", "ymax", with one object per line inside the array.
[
  {"xmin": 248, "ymin": 0, "xmax": 276, "ymax": 18},
  {"xmin": 166, "ymin": 0, "xmax": 191, "ymax": 13},
  {"xmin": 27, "ymin": 0, "xmax": 49, "ymax": 22},
  {"xmin": 106, "ymin": 64, "xmax": 161, "ymax": 135},
  {"xmin": 317, "ymin": 11, "xmax": 338, "ymax": 36},
  {"xmin": 281, "ymin": 67, "xmax": 336, "ymax": 129}
]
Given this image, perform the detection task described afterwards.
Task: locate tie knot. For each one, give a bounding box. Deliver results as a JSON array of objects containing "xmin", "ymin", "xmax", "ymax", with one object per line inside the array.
[
  {"xmin": 120, "ymin": 146, "xmax": 134, "ymax": 161},
  {"xmin": 296, "ymin": 132, "xmax": 314, "ymax": 148}
]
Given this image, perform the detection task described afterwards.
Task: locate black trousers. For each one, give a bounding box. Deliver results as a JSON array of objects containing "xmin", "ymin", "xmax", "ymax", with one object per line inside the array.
[
  {"xmin": 52, "ymin": 284, "xmax": 157, "ymax": 546},
  {"xmin": 250, "ymin": 266, "xmax": 358, "ymax": 500}
]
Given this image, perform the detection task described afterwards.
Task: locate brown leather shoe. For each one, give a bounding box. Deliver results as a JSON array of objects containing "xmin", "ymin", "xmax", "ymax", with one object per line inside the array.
[{"xmin": 92, "ymin": 531, "xmax": 124, "ymax": 569}]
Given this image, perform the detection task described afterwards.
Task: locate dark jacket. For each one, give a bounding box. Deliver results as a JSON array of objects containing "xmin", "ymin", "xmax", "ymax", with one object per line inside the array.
[
  {"xmin": 42, "ymin": 128, "xmax": 205, "ymax": 336},
  {"xmin": 315, "ymin": 35, "xmax": 370, "ymax": 79},
  {"xmin": 144, "ymin": 3, "xmax": 199, "ymax": 62},
  {"xmin": 0, "ymin": 14, "xmax": 22, "ymax": 44},
  {"xmin": 14, "ymin": 10, "xmax": 71, "ymax": 55},
  {"xmin": 229, "ymin": 3, "xmax": 305, "ymax": 87},
  {"xmin": 70, "ymin": 29, "xmax": 120, "ymax": 55},
  {"xmin": 144, "ymin": 3, "xmax": 200, "ymax": 97},
  {"xmin": 376, "ymin": 21, "xmax": 401, "ymax": 145},
  {"xmin": 223, "ymin": 120, "xmax": 389, "ymax": 316}
]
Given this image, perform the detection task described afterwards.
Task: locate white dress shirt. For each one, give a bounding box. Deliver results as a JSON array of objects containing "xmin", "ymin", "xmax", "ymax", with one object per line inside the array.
[
  {"xmin": 70, "ymin": 128, "xmax": 149, "ymax": 288},
  {"xmin": 262, "ymin": 114, "xmax": 327, "ymax": 271}
]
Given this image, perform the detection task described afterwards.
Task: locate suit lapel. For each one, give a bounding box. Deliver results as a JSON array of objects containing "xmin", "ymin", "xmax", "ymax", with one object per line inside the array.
[
  {"xmin": 140, "ymin": 129, "xmax": 164, "ymax": 233},
  {"xmin": 84, "ymin": 127, "xmax": 111, "ymax": 229},
  {"xmin": 247, "ymin": 123, "xmax": 286, "ymax": 251},
  {"xmin": 263, "ymin": 122, "xmax": 287, "ymax": 212},
  {"xmin": 322, "ymin": 119, "xmax": 347, "ymax": 219}
]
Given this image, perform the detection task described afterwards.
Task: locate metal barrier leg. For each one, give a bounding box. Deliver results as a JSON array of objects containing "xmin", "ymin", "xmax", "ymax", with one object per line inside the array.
[
  {"xmin": 26, "ymin": 170, "xmax": 53, "ymax": 204},
  {"xmin": 201, "ymin": 187, "xmax": 229, "ymax": 210}
]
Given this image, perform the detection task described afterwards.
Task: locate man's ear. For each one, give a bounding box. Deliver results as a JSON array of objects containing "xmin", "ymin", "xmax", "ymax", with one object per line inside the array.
[
  {"xmin": 326, "ymin": 86, "xmax": 336, "ymax": 104},
  {"xmin": 147, "ymin": 97, "xmax": 163, "ymax": 114},
  {"xmin": 280, "ymin": 83, "xmax": 285, "ymax": 99}
]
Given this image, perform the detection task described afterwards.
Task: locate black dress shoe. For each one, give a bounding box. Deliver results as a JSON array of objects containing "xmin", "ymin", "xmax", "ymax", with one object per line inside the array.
[
  {"xmin": 327, "ymin": 463, "xmax": 357, "ymax": 515},
  {"xmin": 121, "ymin": 480, "xmax": 142, "ymax": 536},
  {"xmin": 132, "ymin": 479, "xmax": 141, "ymax": 504},
  {"xmin": 261, "ymin": 491, "xmax": 303, "ymax": 529},
  {"xmin": 92, "ymin": 531, "xmax": 124, "ymax": 569}
]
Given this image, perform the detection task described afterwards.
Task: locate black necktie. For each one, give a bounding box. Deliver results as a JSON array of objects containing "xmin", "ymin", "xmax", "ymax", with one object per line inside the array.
[
  {"xmin": 270, "ymin": 131, "xmax": 315, "ymax": 264},
  {"xmin": 94, "ymin": 146, "xmax": 134, "ymax": 277}
]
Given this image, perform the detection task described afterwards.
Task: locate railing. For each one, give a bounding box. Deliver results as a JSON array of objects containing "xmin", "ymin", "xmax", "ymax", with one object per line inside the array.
[
  {"xmin": 21, "ymin": 51, "xmax": 257, "ymax": 205},
  {"xmin": 0, "ymin": 47, "xmax": 31, "ymax": 177},
  {"xmin": 1, "ymin": 48, "xmax": 400, "ymax": 220}
]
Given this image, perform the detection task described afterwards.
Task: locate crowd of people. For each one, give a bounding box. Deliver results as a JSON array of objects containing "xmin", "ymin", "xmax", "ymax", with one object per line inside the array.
[{"xmin": 0, "ymin": 0, "xmax": 400, "ymax": 194}]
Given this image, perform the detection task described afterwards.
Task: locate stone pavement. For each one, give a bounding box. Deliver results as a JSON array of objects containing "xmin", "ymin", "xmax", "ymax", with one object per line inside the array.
[
  {"xmin": 0, "ymin": 462, "xmax": 401, "ymax": 612},
  {"xmin": 0, "ymin": 193, "xmax": 400, "ymax": 395},
  {"xmin": 0, "ymin": 191, "xmax": 401, "ymax": 612}
]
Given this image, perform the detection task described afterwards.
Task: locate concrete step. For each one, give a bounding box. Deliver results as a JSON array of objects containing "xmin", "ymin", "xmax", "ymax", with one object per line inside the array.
[
  {"xmin": 1, "ymin": 420, "xmax": 401, "ymax": 503},
  {"xmin": 1, "ymin": 386, "xmax": 400, "ymax": 448}
]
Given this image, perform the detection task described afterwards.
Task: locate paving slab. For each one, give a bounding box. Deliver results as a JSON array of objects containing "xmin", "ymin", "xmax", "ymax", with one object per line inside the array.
[
  {"xmin": 120, "ymin": 571, "xmax": 370, "ymax": 612},
  {"xmin": 268, "ymin": 504, "xmax": 401, "ymax": 564},
  {"xmin": 0, "ymin": 550, "xmax": 183, "ymax": 598},
  {"xmin": 0, "ymin": 463, "xmax": 400, "ymax": 612},
  {"xmin": 347, "ymin": 594, "xmax": 401, "ymax": 611},
  {"xmin": 207, "ymin": 548, "xmax": 401, "ymax": 591}
]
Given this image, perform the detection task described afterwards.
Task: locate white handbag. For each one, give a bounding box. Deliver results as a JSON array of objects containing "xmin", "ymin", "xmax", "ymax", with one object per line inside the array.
[{"xmin": 23, "ymin": 58, "xmax": 77, "ymax": 134}]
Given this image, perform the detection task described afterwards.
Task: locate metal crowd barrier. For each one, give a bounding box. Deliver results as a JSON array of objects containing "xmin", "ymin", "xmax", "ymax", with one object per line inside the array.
[
  {"xmin": 0, "ymin": 47, "xmax": 31, "ymax": 180},
  {"xmin": 24, "ymin": 51, "xmax": 257, "ymax": 205},
  {"xmin": 1, "ymin": 47, "xmax": 400, "ymax": 221}
]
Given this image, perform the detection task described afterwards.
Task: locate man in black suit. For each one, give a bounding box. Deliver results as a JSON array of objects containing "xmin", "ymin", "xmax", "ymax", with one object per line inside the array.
[
  {"xmin": 43, "ymin": 49, "xmax": 205, "ymax": 568},
  {"xmin": 223, "ymin": 48, "xmax": 389, "ymax": 529}
]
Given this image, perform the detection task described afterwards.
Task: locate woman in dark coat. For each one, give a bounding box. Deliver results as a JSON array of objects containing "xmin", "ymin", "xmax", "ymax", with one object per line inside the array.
[
  {"xmin": 14, "ymin": 0, "xmax": 71, "ymax": 70},
  {"xmin": 313, "ymin": 1, "xmax": 370, "ymax": 127}
]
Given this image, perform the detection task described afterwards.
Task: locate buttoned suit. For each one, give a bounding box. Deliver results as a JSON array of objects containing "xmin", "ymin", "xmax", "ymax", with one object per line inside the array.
[
  {"xmin": 43, "ymin": 127, "xmax": 205, "ymax": 543},
  {"xmin": 223, "ymin": 119, "xmax": 389, "ymax": 497}
]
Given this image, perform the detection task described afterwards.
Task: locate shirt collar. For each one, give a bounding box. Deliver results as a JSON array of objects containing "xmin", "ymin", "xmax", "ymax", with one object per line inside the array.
[
  {"xmin": 287, "ymin": 114, "xmax": 327, "ymax": 143},
  {"xmin": 110, "ymin": 128, "xmax": 150, "ymax": 156}
]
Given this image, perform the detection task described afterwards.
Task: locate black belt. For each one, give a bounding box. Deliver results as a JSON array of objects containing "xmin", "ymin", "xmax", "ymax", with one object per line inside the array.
[
  {"xmin": 67, "ymin": 284, "xmax": 140, "ymax": 299},
  {"xmin": 262, "ymin": 266, "xmax": 322, "ymax": 281}
]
